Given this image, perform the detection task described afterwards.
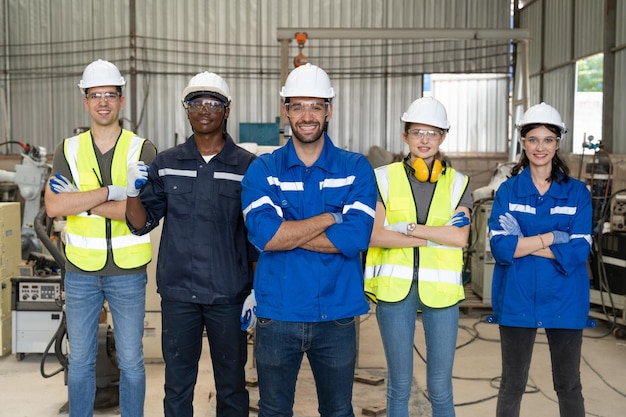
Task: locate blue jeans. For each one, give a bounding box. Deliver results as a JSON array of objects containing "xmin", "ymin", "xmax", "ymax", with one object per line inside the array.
[
  {"xmin": 65, "ymin": 271, "xmax": 147, "ymax": 417},
  {"xmin": 255, "ymin": 318, "xmax": 357, "ymax": 417},
  {"xmin": 497, "ymin": 326, "xmax": 585, "ymax": 417},
  {"xmin": 161, "ymin": 299, "xmax": 248, "ymax": 417},
  {"xmin": 376, "ymin": 282, "xmax": 458, "ymax": 417}
]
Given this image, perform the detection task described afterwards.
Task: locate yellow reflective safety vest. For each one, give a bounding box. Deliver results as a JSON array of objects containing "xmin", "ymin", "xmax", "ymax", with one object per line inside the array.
[
  {"xmin": 364, "ymin": 162, "xmax": 468, "ymax": 307},
  {"xmin": 63, "ymin": 130, "xmax": 151, "ymax": 272}
]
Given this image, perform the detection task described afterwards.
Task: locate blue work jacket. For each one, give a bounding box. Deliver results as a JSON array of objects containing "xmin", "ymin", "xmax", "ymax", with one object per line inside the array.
[
  {"xmin": 241, "ymin": 134, "xmax": 377, "ymax": 322},
  {"xmin": 487, "ymin": 168, "xmax": 593, "ymax": 329},
  {"xmin": 130, "ymin": 134, "xmax": 258, "ymax": 305}
]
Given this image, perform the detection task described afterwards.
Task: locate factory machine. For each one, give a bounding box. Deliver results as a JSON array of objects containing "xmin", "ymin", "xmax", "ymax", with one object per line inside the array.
[
  {"xmin": 468, "ymin": 200, "xmax": 494, "ymax": 306},
  {"xmin": 467, "ymin": 162, "xmax": 515, "ymax": 306},
  {"xmin": 583, "ymin": 143, "xmax": 626, "ymax": 336},
  {"xmin": 0, "ymin": 141, "xmax": 50, "ymax": 259},
  {"xmin": 588, "ymin": 190, "xmax": 626, "ymax": 334},
  {"xmin": 11, "ymin": 275, "xmax": 64, "ymax": 360}
]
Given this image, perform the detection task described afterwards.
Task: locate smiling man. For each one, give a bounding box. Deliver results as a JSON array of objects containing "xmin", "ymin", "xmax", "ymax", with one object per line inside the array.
[
  {"xmin": 241, "ymin": 63, "xmax": 378, "ymax": 417},
  {"xmin": 125, "ymin": 71, "xmax": 257, "ymax": 417},
  {"xmin": 45, "ymin": 59, "xmax": 157, "ymax": 417}
]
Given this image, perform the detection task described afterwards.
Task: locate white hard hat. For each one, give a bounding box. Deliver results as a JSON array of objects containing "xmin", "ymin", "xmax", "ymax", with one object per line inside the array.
[
  {"xmin": 516, "ymin": 102, "xmax": 568, "ymax": 134},
  {"xmin": 280, "ymin": 63, "xmax": 335, "ymax": 100},
  {"xmin": 77, "ymin": 59, "xmax": 126, "ymax": 93},
  {"xmin": 401, "ymin": 96, "xmax": 450, "ymax": 130},
  {"xmin": 182, "ymin": 72, "xmax": 231, "ymax": 104}
]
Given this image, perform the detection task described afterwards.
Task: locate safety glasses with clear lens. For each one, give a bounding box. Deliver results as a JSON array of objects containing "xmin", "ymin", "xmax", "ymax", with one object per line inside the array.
[
  {"xmin": 407, "ymin": 129, "xmax": 443, "ymax": 141},
  {"xmin": 86, "ymin": 92, "xmax": 121, "ymax": 102},
  {"xmin": 184, "ymin": 100, "xmax": 226, "ymax": 113},
  {"xmin": 285, "ymin": 101, "xmax": 329, "ymax": 117}
]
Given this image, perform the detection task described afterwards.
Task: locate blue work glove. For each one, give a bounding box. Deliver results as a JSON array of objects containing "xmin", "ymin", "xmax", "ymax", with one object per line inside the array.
[
  {"xmin": 240, "ymin": 290, "xmax": 257, "ymax": 331},
  {"xmin": 498, "ymin": 213, "xmax": 523, "ymax": 237},
  {"xmin": 49, "ymin": 173, "xmax": 79, "ymax": 194},
  {"xmin": 127, "ymin": 161, "xmax": 150, "ymax": 197},
  {"xmin": 384, "ymin": 222, "xmax": 410, "ymax": 235},
  {"xmin": 445, "ymin": 212, "xmax": 470, "ymax": 228},
  {"xmin": 106, "ymin": 185, "xmax": 127, "ymax": 201},
  {"xmin": 330, "ymin": 212, "xmax": 343, "ymax": 224},
  {"xmin": 552, "ymin": 231, "xmax": 570, "ymax": 245}
]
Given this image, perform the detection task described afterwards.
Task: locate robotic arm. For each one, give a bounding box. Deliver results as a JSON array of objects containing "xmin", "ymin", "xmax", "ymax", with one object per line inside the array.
[{"xmin": 0, "ymin": 142, "xmax": 50, "ymax": 259}]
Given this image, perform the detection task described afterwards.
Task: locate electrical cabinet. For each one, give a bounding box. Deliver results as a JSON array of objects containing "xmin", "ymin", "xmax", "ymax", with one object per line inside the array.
[
  {"xmin": 0, "ymin": 202, "xmax": 21, "ymax": 356},
  {"xmin": 11, "ymin": 277, "xmax": 65, "ymax": 357},
  {"xmin": 470, "ymin": 202, "xmax": 494, "ymax": 305}
]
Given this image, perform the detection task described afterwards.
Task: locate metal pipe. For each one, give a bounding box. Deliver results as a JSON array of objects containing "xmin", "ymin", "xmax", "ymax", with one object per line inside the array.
[
  {"xmin": 279, "ymin": 38, "xmax": 290, "ymax": 146},
  {"xmin": 129, "ymin": 0, "xmax": 137, "ymax": 132},
  {"xmin": 277, "ymin": 28, "xmax": 530, "ymax": 41}
]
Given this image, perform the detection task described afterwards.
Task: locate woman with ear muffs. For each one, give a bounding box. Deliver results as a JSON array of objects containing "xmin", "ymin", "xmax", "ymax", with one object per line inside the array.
[{"xmin": 364, "ymin": 96, "xmax": 472, "ymax": 417}]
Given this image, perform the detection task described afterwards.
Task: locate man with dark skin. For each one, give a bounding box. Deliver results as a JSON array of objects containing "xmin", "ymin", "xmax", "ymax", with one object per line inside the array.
[{"xmin": 126, "ymin": 72, "xmax": 258, "ymax": 417}]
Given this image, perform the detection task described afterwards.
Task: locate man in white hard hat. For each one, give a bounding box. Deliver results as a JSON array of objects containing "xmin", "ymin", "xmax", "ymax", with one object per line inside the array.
[
  {"xmin": 45, "ymin": 59, "xmax": 157, "ymax": 417},
  {"xmin": 241, "ymin": 63, "xmax": 378, "ymax": 417},
  {"xmin": 126, "ymin": 71, "xmax": 258, "ymax": 417}
]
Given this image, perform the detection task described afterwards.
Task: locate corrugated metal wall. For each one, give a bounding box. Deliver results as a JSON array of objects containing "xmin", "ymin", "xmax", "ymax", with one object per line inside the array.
[
  {"xmin": 521, "ymin": 0, "xmax": 626, "ymax": 153},
  {"xmin": 0, "ymin": 0, "xmax": 513, "ymax": 157}
]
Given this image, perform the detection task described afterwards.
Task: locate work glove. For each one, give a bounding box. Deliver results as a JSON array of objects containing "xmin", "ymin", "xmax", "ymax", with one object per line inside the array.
[
  {"xmin": 240, "ymin": 290, "xmax": 257, "ymax": 331},
  {"xmin": 445, "ymin": 212, "xmax": 470, "ymax": 228},
  {"xmin": 330, "ymin": 212, "xmax": 343, "ymax": 224},
  {"xmin": 552, "ymin": 231, "xmax": 570, "ymax": 245},
  {"xmin": 49, "ymin": 173, "xmax": 79, "ymax": 194},
  {"xmin": 498, "ymin": 213, "xmax": 523, "ymax": 237},
  {"xmin": 127, "ymin": 161, "xmax": 150, "ymax": 197},
  {"xmin": 106, "ymin": 185, "xmax": 127, "ymax": 201},
  {"xmin": 384, "ymin": 222, "xmax": 411, "ymax": 235}
]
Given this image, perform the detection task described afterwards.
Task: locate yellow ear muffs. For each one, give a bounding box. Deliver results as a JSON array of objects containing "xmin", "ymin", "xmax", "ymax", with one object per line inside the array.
[{"xmin": 412, "ymin": 158, "xmax": 443, "ymax": 182}]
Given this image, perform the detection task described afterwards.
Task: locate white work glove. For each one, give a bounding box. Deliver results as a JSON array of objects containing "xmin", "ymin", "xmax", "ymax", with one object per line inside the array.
[
  {"xmin": 240, "ymin": 290, "xmax": 257, "ymax": 331},
  {"xmin": 106, "ymin": 185, "xmax": 127, "ymax": 201},
  {"xmin": 445, "ymin": 212, "xmax": 470, "ymax": 228},
  {"xmin": 127, "ymin": 161, "xmax": 150, "ymax": 197},
  {"xmin": 384, "ymin": 222, "xmax": 411, "ymax": 235},
  {"xmin": 49, "ymin": 173, "xmax": 79, "ymax": 194},
  {"xmin": 498, "ymin": 213, "xmax": 523, "ymax": 237}
]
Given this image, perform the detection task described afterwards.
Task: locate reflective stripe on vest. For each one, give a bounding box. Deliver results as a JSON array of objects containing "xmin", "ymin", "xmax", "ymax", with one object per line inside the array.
[
  {"xmin": 64, "ymin": 130, "xmax": 151, "ymax": 271},
  {"xmin": 364, "ymin": 162, "xmax": 468, "ymax": 307}
]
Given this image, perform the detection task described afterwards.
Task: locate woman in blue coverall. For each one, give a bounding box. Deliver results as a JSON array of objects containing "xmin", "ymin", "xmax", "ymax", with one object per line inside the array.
[{"xmin": 488, "ymin": 102, "xmax": 592, "ymax": 417}]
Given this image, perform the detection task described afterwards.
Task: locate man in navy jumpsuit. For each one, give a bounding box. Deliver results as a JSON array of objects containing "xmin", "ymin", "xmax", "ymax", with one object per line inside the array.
[{"xmin": 126, "ymin": 72, "xmax": 258, "ymax": 417}]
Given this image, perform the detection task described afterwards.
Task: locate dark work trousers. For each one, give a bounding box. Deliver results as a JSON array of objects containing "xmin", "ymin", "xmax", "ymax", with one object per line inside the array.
[
  {"xmin": 161, "ymin": 299, "xmax": 249, "ymax": 417},
  {"xmin": 496, "ymin": 326, "xmax": 585, "ymax": 417}
]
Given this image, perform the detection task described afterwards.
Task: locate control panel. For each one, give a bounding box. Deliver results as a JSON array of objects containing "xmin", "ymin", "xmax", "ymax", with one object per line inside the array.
[
  {"xmin": 17, "ymin": 281, "xmax": 60, "ymax": 303},
  {"xmin": 11, "ymin": 277, "xmax": 62, "ymax": 312}
]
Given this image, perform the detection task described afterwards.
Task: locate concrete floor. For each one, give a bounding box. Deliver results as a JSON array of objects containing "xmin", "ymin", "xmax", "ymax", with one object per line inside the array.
[{"xmin": 1, "ymin": 305, "xmax": 625, "ymax": 417}]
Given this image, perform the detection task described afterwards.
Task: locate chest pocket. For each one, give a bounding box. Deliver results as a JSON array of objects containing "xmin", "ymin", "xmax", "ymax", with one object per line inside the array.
[
  {"xmin": 218, "ymin": 180, "xmax": 241, "ymax": 199},
  {"xmin": 79, "ymin": 171, "xmax": 103, "ymax": 191},
  {"xmin": 387, "ymin": 197, "xmax": 413, "ymax": 214},
  {"xmin": 163, "ymin": 176, "xmax": 195, "ymax": 218},
  {"xmin": 324, "ymin": 187, "xmax": 350, "ymax": 212},
  {"xmin": 217, "ymin": 180, "xmax": 243, "ymax": 223}
]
